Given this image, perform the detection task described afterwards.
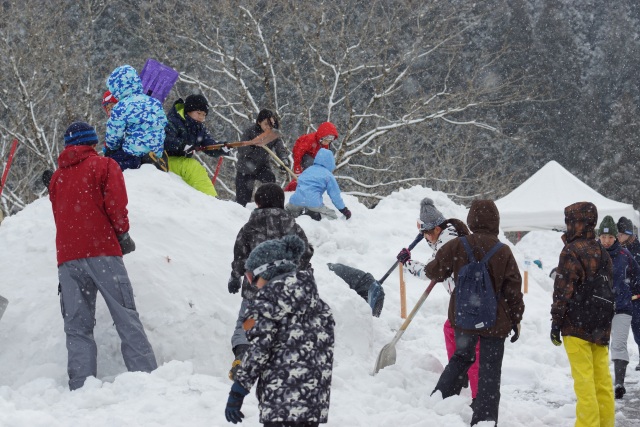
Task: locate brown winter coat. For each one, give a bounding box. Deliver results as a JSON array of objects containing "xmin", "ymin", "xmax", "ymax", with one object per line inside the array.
[
  {"xmin": 425, "ymin": 200, "xmax": 524, "ymax": 338},
  {"xmin": 550, "ymin": 202, "xmax": 613, "ymax": 345}
]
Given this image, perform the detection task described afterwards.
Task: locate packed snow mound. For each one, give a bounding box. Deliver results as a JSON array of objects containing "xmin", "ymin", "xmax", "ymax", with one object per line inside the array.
[{"xmin": 0, "ymin": 170, "xmax": 633, "ymax": 426}]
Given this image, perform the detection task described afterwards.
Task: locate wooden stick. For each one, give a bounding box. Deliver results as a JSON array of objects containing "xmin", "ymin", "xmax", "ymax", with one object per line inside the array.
[
  {"xmin": 399, "ymin": 262, "xmax": 407, "ymax": 319},
  {"xmin": 199, "ymin": 128, "xmax": 281, "ymax": 151},
  {"xmin": 524, "ymin": 270, "xmax": 528, "ymax": 294},
  {"xmin": 261, "ymin": 145, "xmax": 298, "ymax": 181}
]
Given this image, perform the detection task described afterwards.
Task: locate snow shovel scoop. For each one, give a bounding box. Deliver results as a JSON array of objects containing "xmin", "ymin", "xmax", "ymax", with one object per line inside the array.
[
  {"xmin": 373, "ymin": 279, "xmax": 437, "ymax": 375},
  {"xmin": 0, "ymin": 294, "xmax": 8, "ymax": 322},
  {"xmin": 327, "ymin": 233, "xmax": 424, "ymax": 317}
]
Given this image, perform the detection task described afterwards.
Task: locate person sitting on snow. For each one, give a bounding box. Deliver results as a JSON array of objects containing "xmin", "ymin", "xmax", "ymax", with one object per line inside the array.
[
  {"xmin": 395, "ymin": 197, "xmax": 480, "ymax": 401},
  {"xmin": 48, "ymin": 121, "xmax": 157, "ymax": 391},
  {"xmin": 284, "ymin": 121, "xmax": 338, "ymax": 192},
  {"xmin": 101, "ymin": 90, "xmax": 118, "ymax": 118},
  {"xmin": 285, "ymin": 148, "xmax": 351, "ymax": 221},
  {"xmin": 227, "ymin": 183, "xmax": 314, "ymax": 381},
  {"xmin": 224, "ymin": 235, "xmax": 334, "ymax": 426},
  {"xmin": 164, "ymin": 94, "xmax": 228, "ymax": 197},
  {"xmin": 105, "ymin": 64, "xmax": 169, "ymax": 172}
]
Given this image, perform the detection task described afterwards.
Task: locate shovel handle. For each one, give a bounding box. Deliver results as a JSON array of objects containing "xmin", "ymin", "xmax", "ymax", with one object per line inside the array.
[
  {"xmin": 378, "ymin": 233, "xmax": 424, "ymax": 285},
  {"xmin": 390, "ymin": 279, "xmax": 437, "ymax": 346}
]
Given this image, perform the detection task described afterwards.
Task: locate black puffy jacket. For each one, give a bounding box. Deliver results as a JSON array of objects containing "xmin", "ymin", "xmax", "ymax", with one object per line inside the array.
[
  {"xmin": 236, "ymin": 124, "xmax": 288, "ymax": 175},
  {"xmin": 163, "ymin": 99, "xmax": 223, "ymax": 158}
]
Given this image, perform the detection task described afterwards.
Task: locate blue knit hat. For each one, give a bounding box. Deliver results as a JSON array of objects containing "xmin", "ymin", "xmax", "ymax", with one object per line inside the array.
[
  {"xmin": 64, "ymin": 122, "xmax": 99, "ymax": 146},
  {"xmin": 245, "ymin": 235, "xmax": 306, "ymax": 281}
]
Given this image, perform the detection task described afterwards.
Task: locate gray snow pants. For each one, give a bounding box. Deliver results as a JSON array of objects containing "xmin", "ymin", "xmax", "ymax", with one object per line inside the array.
[
  {"xmin": 58, "ymin": 256, "xmax": 157, "ymax": 390},
  {"xmin": 231, "ymin": 298, "xmax": 250, "ymax": 350},
  {"xmin": 285, "ymin": 203, "xmax": 338, "ymax": 220},
  {"xmin": 610, "ymin": 313, "xmax": 632, "ymax": 362}
]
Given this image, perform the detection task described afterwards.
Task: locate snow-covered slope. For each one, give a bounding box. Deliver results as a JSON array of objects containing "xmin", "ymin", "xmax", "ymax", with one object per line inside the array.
[{"xmin": 0, "ymin": 166, "xmax": 636, "ymax": 426}]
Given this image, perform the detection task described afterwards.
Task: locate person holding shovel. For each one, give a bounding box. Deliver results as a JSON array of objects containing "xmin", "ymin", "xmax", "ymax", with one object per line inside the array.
[
  {"xmin": 395, "ymin": 197, "xmax": 480, "ymax": 400},
  {"xmin": 164, "ymin": 94, "xmax": 229, "ymax": 197},
  {"xmin": 235, "ymin": 109, "xmax": 290, "ymax": 207}
]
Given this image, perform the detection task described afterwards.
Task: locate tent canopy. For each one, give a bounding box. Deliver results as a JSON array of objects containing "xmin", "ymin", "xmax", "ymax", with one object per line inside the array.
[{"xmin": 495, "ymin": 161, "xmax": 640, "ymax": 232}]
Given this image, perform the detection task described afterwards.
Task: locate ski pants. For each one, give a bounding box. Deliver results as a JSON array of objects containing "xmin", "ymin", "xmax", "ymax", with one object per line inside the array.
[
  {"xmin": 443, "ymin": 319, "xmax": 479, "ymax": 399},
  {"xmin": 631, "ymin": 300, "xmax": 640, "ymax": 363},
  {"xmin": 231, "ymin": 298, "xmax": 250, "ymax": 350},
  {"xmin": 168, "ymin": 156, "xmax": 217, "ymax": 197},
  {"xmin": 433, "ymin": 330, "xmax": 504, "ymax": 426},
  {"xmin": 563, "ymin": 336, "xmax": 614, "ymax": 427},
  {"xmin": 235, "ymin": 165, "xmax": 276, "ymax": 207},
  {"xmin": 285, "ymin": 203, "xmax": 338, "ymax": 220},
  {"xmin": 610, "ymin": 313, "xmax": 632, "ymax": 362},
  {"xmin": 58, "ymin": 256, "xmax": 157, "ymax": 391}
]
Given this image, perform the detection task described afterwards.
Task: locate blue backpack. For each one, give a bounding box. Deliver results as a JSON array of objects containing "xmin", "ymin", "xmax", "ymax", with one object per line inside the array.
[{"xmin": 455, "ymin": 237, "xmax": 504, "ymax": 330}]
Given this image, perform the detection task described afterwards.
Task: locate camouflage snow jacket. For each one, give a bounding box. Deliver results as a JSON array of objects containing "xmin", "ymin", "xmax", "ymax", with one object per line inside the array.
[
  {"xmin": 231, "ymin": 207, "xmax": 314, "ymax": 299},
  {"xmin": 235, "ymin": 269, "xmax": 335, "ymax": 423}
]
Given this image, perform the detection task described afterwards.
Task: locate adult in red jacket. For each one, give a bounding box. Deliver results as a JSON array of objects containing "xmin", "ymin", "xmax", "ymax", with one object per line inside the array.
[
  {"xmin": 284, "ymin": 121, "xmax": 338, "ymax": 192},
  {"xmin": 49, "ymin": 122, "xmax": 157, "ymax": 390}
]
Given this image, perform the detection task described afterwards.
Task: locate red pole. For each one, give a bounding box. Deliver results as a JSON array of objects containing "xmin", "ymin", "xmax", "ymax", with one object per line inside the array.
[
  {"xmin": 211, "ymin": 156, "xmax": 224, "ymax": 185},
  {"xmin": 0, "ymin": 139, "xmax": 19, "ymax": 199}
]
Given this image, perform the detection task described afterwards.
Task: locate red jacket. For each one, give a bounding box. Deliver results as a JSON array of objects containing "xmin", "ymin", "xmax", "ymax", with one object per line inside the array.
[
  {"xmin": 49, "ymin": 145, "xmax": 129, "ymax": 265},
  {"xmin": 291, "ymin": 122, "xmax": 338, "ymax": 174}
]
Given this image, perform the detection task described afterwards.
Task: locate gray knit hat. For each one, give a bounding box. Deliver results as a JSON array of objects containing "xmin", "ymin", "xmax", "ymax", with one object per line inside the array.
[
  {"xmin": 419, "ymin": 198, "xmax": 446, "ymax": 231},
  {"xmin": 245, "ymin": 235, "xmax": 306, "ymax": 280}
]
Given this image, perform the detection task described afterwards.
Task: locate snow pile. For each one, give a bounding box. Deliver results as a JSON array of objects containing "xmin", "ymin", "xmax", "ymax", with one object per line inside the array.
[{"xmin": 0, "ymin": 166, "xmax": 636, "ymax": 426}]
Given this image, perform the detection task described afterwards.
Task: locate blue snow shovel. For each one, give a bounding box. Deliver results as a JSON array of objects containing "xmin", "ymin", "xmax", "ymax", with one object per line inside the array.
[
  {"xmin": 0, "ymin": 294, "xmax": 8, "ymax": 322},
  {"xmin": 373, "ymin": 279, "xmax": 438, "ymax": 374}
]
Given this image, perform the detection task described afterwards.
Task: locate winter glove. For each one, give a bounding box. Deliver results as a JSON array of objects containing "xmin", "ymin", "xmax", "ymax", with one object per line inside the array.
[
  {"xmin": 278, "ymin": 158, "xmax": 291, "ymax": 172},
  {"xmin": 396, "ymin": 248, "xmax": 412, "ymax": 265},
  {"xmin": 550, "ymin": 324, "xmax": 562, "ymax": 346},
  {"xmin": 510, "ymin": 323, "xmax": 521, "ymax": 343},
  {"xmin": 339, "ymin": 207, "xmax": 352, "ymax": 220},
  {"xmin": 225, "ymin": 381, "xmax": 249, "ymax": 424},
  {"xmin": 42, "ymin": 169, "xmax": 54, "ymax": 188},
  {"xmin": 228, "ymin": 276, "xmax": 242, "ymax": 294},
  {"xmin": 117, "ymin": 233, "xmax": 136, "ymax": 255}
]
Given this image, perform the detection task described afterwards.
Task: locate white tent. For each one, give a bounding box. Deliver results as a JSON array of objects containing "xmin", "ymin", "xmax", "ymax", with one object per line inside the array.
[{"xmin": 495, "ymin": 160, "xmax": 640, "ymax": 232}]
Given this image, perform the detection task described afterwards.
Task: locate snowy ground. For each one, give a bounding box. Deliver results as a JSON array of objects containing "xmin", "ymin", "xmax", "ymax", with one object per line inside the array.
[{"xmin": 0, "ymin": 166, "xmax": 638, "ymax": 426}]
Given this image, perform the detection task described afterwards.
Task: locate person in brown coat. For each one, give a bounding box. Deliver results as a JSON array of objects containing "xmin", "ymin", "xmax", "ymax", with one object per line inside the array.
[
  {"xmin": 426, "ymin": 199, "xmax": 524, "ymax": 426},
  {"xmin": 550, "ymin": 202, "xmax": 614, "ymax": 426}
]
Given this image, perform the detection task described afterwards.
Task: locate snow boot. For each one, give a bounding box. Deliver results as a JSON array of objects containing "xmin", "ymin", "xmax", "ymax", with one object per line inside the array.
[
  {"xmin": 228, "ymin": 344, "xmax": 249, "ymax": 381},
  {"xmin": 141, "ymin": 151, "xmax": 169, "ymax": 172},
  {"xmin": 613, "ymin": 359, "xmax": 628, "ymax": 399},
  {"xmin": 327, "ymin": 263, "xmax": 384, "ymax": 317},
  {"xmin": 300, "ymin": 208, "xmax": 322, "ymax": 221}
]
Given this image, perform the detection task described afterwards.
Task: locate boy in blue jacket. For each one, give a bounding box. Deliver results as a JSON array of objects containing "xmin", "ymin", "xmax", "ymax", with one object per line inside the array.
[
  {"xmin": 105, "ymin": 65, "xmax": 168, "ymax": 171},
  {"xmin": 285, "ymin": 148, "xmax": 351, "ymax": 221}
]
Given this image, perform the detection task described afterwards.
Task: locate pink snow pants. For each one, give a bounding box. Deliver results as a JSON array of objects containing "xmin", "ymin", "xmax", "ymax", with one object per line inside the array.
[{"xmin": 444, "ymin": 319, "xmax": 480, "ymax": 398}]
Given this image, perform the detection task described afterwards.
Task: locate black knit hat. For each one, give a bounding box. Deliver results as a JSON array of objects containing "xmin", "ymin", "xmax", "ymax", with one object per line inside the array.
[
  {"xmin": 255, "ymin": 183, "xmax": 285, "ymax": 209},
  {"xmin": 256, "ymin": 109, "xmax": 279, "ymax": 129},
  {"xmin": 64, "ymin": 122, "xmax": 99, "ymax": 146},
  {"xmin": 184, "ymin": 94, "xmax": 209, "ymax": 115},
  {"xmin": 617, "ymin": 216, "xmax": 634, "ymax": 236},
  {"xmin": 245, "ymin": 235, "xmax": 305, "ymax": 281}
]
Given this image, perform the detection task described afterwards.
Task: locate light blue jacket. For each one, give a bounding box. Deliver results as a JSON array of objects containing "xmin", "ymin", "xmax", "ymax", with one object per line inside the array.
[
  {"xmin": 289, "ymin": 148, "xmax": 345, "ymax": 210},
  {"xmin": 105, "ymin": 65, "xmax": 167, "ymax": 157}
]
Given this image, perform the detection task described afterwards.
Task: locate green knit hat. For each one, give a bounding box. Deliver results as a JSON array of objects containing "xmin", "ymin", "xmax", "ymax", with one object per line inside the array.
[{"xmin": 598, "ymin": 215, "xmax": 618, "ymax": 236}]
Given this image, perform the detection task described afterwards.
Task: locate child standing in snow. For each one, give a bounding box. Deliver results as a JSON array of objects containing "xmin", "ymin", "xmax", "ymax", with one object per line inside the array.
[
  {"xmin": 235, "ymin": 109, "xmax": 290, "ymax": 207},
  {"xmin": 550, "ymin": 202, "xmax": 614, "ymax": 426},
  {"xmin": 49, "ymin": 122, "xmax": 157, "ymax": 390},
  {"xmin": 617, "ymin": 216, "xmax": 640, "ymax": 372},
  {"xmin": 227, "ymin": 183, "xmax": 314, "ymax": 381},
  {"xmin": 395, "ymin": 198, "xmax": 480, "ymax": 400},
  {"xmin": 597, "ymin": 215, "xmax": 640, "ymax": 399},
  {"xmin": 105, "ymin": 64, "xmax": 169, "ymax": 171},
  {"xmin": 285, "ymin": 148, "xmax": 351, "ymax": 221},
  {"xmin": 224, "ymin": 235, "xmax": 334, "ymax": 426},
  {"xmin": 164, "ymin": 94, "xmax": 227, "ymax": 197}
]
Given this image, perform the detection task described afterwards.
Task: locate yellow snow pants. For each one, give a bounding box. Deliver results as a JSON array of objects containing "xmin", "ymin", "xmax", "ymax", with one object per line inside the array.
[
  {"xmin": 168, "ymin": 156, "xmax": 217, "ymax": 197},
  {"xmin": 564, "ymin": 336, "xmax": 614, "ymax": 427}
]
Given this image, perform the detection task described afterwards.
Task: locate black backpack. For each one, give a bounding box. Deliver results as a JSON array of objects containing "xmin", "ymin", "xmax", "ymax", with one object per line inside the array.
[
  {"xmin": 566, "ymin": 247, "xmax": 614, "ymax": 333},
  {"xmin": 455, "ymin": 237, "xmax": 504, "ymax": 330}
]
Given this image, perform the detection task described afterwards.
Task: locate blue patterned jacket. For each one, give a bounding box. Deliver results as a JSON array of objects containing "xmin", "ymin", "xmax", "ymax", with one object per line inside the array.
[{"xmin": 105, "ymin": 65, "xmax": 167, "ymax": 157}]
